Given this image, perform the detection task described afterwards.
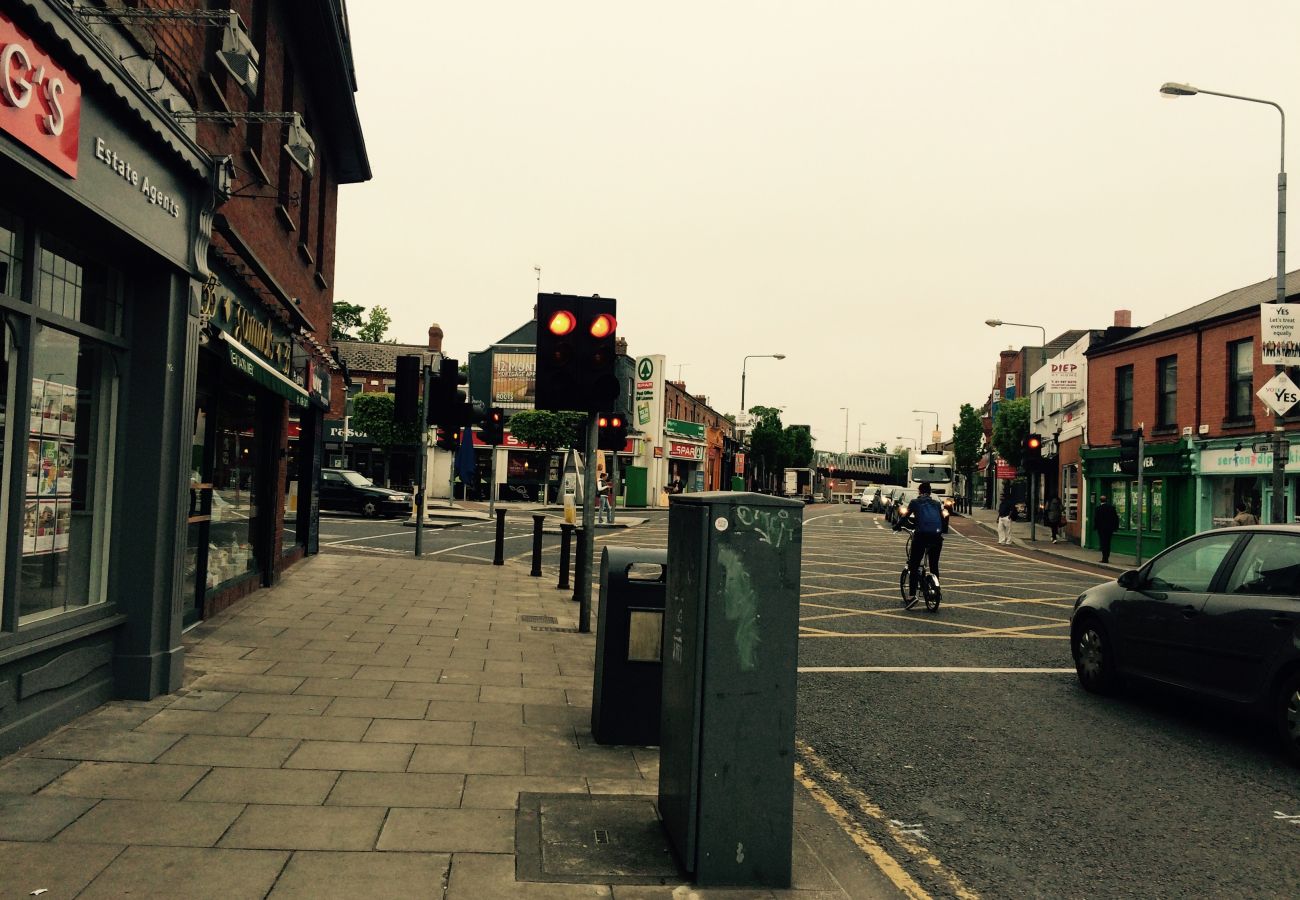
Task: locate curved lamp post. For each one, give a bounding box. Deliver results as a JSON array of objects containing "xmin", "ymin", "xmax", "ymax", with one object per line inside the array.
[{"xmin": 740, "ymin": 354, "xmax": 786, "ymax": 413}]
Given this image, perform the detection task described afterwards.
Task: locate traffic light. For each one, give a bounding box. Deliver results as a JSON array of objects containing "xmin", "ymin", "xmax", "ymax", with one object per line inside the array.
[
  {"xmin": 427, "ymin": 356, "xmax": 466, "ymax": 426},
  {"xmin": 393, "ymin": 355, "xmax": 421, "ymax": 426},
  {"xmin": 1118, "ymin": 428, "xmax": 1143, "ymax": 475},
  {"xmin": 1023, "ymin": 433, "xmax": 1042, "ymax": 469},
  {"xmin": 597, "ymin": 412, "xmax": 627, "ymax": 451},
  {"xmin": 481, "ymin": 407, "xmax": 505, "ymax": 445},
  {"xmin": 435, "ymin": 426, "xmax": 459, "ymax": 451},
  {"xmin": 534, "ymin": 294, "xmax": 618, "ymax": 412}
]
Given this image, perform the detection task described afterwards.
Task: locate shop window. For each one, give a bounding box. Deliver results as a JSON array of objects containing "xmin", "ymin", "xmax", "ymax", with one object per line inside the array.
[
  {"xmin": 208, "ymin": 389, "xmax": 263, "ymax": 589},
  {"xmin": 1114, "ymin": 365, "xmax": 1133, "ymax": 432},
  {"xmin": 0, "ymin": 325, "xmax": 14, "ymax": 592},
  {"xmin": 1156, "ymin": 356, "xmax": 1178, "ymax": 428},
  {"xmin": 0, "ymin": 209, "xmax": 22, "ymax": 298},
  {"xmin": 1227, "ymin": 339, "xmax": 1253, "ymax": 420},
  {"xmin": 19, "ymin": 326, "xmax": 117, "ymax": 623},
  {"xmin": 36, "ymin": 237, "xmax": 123, "ymax": 334},
  {"xmin": 282, "ymin": 410, "xmax": 302, "ymax": 553}
]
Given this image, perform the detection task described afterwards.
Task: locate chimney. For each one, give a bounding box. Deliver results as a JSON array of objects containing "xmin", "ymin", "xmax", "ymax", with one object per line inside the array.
[
  {"xmin": 615, "ymin": 336, "xmax": 628, "ymax": 357},
  {"xmin": 427, "ymin": 323, "xmax": 444, "ymax": 352},
  {"xmin": 1114, "ymin": 309, "xmax": 1131, "ymax": 328}
]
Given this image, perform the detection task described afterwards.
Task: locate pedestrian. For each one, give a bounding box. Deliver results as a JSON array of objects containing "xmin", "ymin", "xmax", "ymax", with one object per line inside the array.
[
  {"xmin": 996, "ymin": 490, "xmax": 1014, "ymax": 545},
  {"xmin": 1046, "ymin": 495, "xmax": 1063, "ymax": 543},
  {"xmin": 596, "ymin": 474, "xmax": 613, "ymax": 524},
  {"xmin": 1094, "ymin": 494, "xmax": 1119, "ymax": 563},
  {"xmin": 1231, "ymin": 502, "xmax": 1259, "ymax": 526}
]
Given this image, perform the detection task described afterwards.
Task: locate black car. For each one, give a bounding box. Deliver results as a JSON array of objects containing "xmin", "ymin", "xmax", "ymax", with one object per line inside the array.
[
  {"xmin": 1070, "ymin": 525, "xmax": 1300, "ymax": 764},
  {"xmin": 318, "ymin": 468, "xmax": 411, "ymax": 518}
]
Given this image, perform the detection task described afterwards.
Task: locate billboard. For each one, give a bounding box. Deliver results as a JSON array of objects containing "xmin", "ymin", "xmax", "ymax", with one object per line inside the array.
[
  {"xmin": 1046, "ymin": 356, "xmax": 1082, "ymax": 394},
  {"xmin": 1261, "ymin": 303, "xmax": 1300, "ymax": 366},
  {"xmin": 491, "ymin": 350, "xmax": 535, "ymax": 406}
]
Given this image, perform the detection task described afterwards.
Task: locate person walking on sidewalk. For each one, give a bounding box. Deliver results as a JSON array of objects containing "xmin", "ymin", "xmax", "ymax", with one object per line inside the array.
[
  {"xmin": 996, "ymin": 490, "xmax": 1015, "ymax": 545},
  {"xmin": 1232, "ymin": 502, "xmax": 1259, "ymax": 526},
  {"xmin": 1094, "ymin": 495, "xmax": 1119, "ymax": 563},
  {"xmin": 596, "ymin": 474, "xmax": 614, "ymax": 524},
  {"xmin": 1046, "ymin": 495, "xmax": 1064, "ymax": 543}
]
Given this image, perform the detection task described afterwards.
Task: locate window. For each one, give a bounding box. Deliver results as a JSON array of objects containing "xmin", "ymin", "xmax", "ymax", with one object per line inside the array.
[
  {"xmin": 1228, "ymin": 339, "xmax": 1254, "ymax": 419},
  {"xmin": 1143, "ymin": 534, "xmax": 1238, "ymax": 593},
  {"xmin": 36, "ymin": 237, "xmax": 122, "ymax": 334},
  {"xmin": 1225, "ymin": 533, "xmax": 1300, "ymax": 596},
  {"xmin": 1156, "ymin": 356, "xmax": 1177, "ymax": 427},
  {"xmin": 1115, "ymin": 365, "xmax": 1134, "ymax": 432},
  {"xmin": 207, "ymin": 389, "xmax": 263, "ymax": 590},
  {"xmin": 19, "ymin": 325, "xmax": 118, "ymax": 622},
  {"xmin": 0, "ymin": 209, "xmax": 21, "ymax": 298},
  {"xmin": 0, "ymin": 325, "xmax": 14, "ymax": 588}
]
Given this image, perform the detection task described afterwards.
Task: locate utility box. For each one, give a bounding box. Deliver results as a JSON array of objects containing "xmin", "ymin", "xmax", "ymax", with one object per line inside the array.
[
  {"xmin": 658, "ymin": 492, "xmax": 803, "ymax": 887},
  {"xmin": 592, "ymin": 547, "xmax": 668, "ymax": 746},
  {"xmin": 624, "ymin": 465, "xmax": 648, "ymax": 508}
]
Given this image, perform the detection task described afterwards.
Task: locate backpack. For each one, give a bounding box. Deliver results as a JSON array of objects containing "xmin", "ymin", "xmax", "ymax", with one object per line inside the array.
[{"xmin": 913, "ymin": 496, "xmax": 944, "ymax": 534}]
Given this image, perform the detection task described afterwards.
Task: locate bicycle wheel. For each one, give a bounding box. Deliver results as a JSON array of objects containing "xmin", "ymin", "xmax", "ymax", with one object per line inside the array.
[
  {"xmin": 923, "ymin": 573, "xmax": 941, "ymax": 612},
  {"xmin": 899, "ymin": 567, "xmax": 910, "ymax": 605}
]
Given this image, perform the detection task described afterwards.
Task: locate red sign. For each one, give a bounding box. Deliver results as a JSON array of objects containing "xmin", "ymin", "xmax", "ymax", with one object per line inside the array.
[
  {"xmin": 1, "ymin": 12, "xmax": 81, "ymax": 178},
  {"xmin": 668, "ymin": 441, "xmax": 704, "ymax": 461},
  {"xmin": 996, "ymin": 461, "xmax": 1016, "ymax": 480},
  {"xmin": 734, "ymin": 452, "xmax": 746, "ymax": 474}
]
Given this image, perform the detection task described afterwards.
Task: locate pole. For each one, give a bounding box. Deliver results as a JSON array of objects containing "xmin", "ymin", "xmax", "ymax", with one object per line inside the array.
[
  {"xmin": 610, "ymin": 447, "xmax": 620, "ymax": 524},
  {"xmin": 740, "ymin": 366, "xmax": 747, "ymax": 413},
  {"xmin": 493, "ymin": 508, "xmax": 506, "ymax": 566},
  {"xmin": 843, "ymin": 407, "xmax": 849, "ymax": 454},
  {"xmin": 488, "ymin": 444, "xmax": 498, "ymax": 519},
  {"xmin": 1029, "ymin": 463, "xmax": 1037, "ymax": 543},
  {"xmin": 1135, "ymin": 432, "xmax": 1146, "ymax": 566},
  {"xmin": 530, "ymin": 514, "xmax": 544, "ymax": 577},
  {"xmin": 557, "ymin": 523, "xmax": 573, "ymax": 590},
  {"xmin": 414, "ymin": 363, "xmax": 431, "ymax": 557},
  {"xmin": 575, "ymin": 412, "xmax": 598, "ymax": 633},
  {"xmin": 1272, "ymin": 164, "xmax": 1289, "ymax": 524}
]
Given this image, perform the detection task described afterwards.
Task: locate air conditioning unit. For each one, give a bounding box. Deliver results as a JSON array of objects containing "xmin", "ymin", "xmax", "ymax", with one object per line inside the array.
[
  {"xmin": 1181, "ymin": 426, "xmax": 1193, "ymax": 437},
  {"xmin": 1198, "ymin": 424, "xmax": 1210, "ymax": 434},
  {"xmin": 284, "ymin": 113, "xmax": 316, "ymax": 176},
  {"xmin": 218, "ymin": 12, "xmax": 260, "ymax": 98}
]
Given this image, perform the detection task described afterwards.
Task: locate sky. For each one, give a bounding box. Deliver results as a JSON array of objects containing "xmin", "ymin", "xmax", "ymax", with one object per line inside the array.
[{"xmin": 333, "ymin": 2, "xmax": 1300, "ymax": 454}]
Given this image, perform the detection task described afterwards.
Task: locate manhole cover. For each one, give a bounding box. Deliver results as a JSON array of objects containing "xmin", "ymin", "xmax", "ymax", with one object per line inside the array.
[
  {"xmin": 530, "ymin": 626, "xmax": 579, "ymax": 633},
  {"xmin": 517, "ymin": 793, "xmax": 683, "ymax": 884},
  {"xmin": 520, "ymin": 615, "xmax": 558, "ymax": 625}
]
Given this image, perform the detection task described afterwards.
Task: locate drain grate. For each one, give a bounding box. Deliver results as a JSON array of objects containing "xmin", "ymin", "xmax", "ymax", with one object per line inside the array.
[
  {"xmin": 593, "ymin": 829, "xmax": 610, "ymax": 844},
  {"xmin": 520, "ymin": 615, "xmax": 558, "ymax": 625},
  {"xmin": 530, "ymin": 625, "xmax": 580, "ymax": 633}
]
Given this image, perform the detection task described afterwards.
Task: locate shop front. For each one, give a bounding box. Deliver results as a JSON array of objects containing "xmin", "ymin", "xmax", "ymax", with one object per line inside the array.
[
  {"xmin": 664, "ymin": 418, "xmax": 706, "ymax": 495},
  {"xmin": 1194, "ymin": 438, "xmax": 1299, "ymax": 529},
  {"xmin": 1081, "ymin": 441, "xmax": 1195, "ymax": 559},
  {"xmin": 0, "ymin": 4, "xmax": 214, "ymax": 750}
]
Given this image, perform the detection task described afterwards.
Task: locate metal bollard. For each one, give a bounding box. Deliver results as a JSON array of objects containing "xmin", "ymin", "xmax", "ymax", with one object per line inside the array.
[
  {"xmin": 557, "ymin": 523, "xmax": 574, "ymax": 590},
  {"xmin": 572, "ymin": 527, "xmax": 586, "ymax": 603},
  {"xmin": 493, "ymin": 508, "xmax": 506, "ymax": 566},
  {"xmin": 530, "ymin": 514, "xmax": 545, "ymax": 577}
]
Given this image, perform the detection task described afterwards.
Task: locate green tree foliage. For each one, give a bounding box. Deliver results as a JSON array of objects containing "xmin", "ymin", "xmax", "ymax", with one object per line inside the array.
[
  {"xmin": 356, "ymin": 306, "xmax": 393, "ymax": 343},
  {"xmin": 863, "ymin": 441, "xmax": 888, "ymax": 454},
  {"xmin": 746, "ymin": 406, "xmax": 785, "ymax": 483},
  {"xmin": 350, "ymin": 393, "xmax": 419, "ymax": 482},
  {"xmin": 992, "ymin": 397, "xmax": 1030, "ymax": 468},
  {"xmin": 331, "ymin": 301, "xmax": 365, "ymax": 341},
  {"xmin": 952, "ymin": 403, "xmax": 983, "ymax": 477},
  {"xmin": 782, "ymin": 424, "xmax": 814, "ymax": 469},
  {"xmin": 889, "ymin": 446, "xmax": 909, "ymax": 485},
  {"xmin": 505, "ymin": 410, "xmax": 588, "ymax": 502}
]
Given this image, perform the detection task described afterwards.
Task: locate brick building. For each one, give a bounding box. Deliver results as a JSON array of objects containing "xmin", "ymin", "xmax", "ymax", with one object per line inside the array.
[
  {"xmin": 663, "ymin": 381, "xmax": 737, "ymax": 496},
  {"xmin": 1082, "ymin": 271, "xmax": 1300, "ymax": 558}
]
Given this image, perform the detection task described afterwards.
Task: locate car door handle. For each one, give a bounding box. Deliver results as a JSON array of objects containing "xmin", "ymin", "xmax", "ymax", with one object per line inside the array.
[{"xmin": 1180, "ymin": 605, "xmax": 1199, "ymax": 619}]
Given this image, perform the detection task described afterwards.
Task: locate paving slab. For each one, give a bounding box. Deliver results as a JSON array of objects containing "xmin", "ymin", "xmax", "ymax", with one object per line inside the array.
[
  {"xmin": 78, "ymin": 846, "xmax": 288, "ymax": 899},
  {"xmin": 54, "ymin": 799, "xmax": 243, "ymax": 846},
  {"xmin": 183, "ymin": 767, "xmax": 339, "ymax": 805},
  {"xmin": 363, "ymin": 718, "xmax": 473, "ymax": 745},
  {"xmin": 0, "ymin": 839, "xmax": 123, "ymax": 898},
  {"xmin": 407, "ymin": 744, "xmax": 525, "ymax": 776},
  {"xmin": 447, "ymin": 852, "xmax": 612, "ymax": 899},
  {"xmin": 29, "ymin": 728, "xmax": 183, "ymax": 764},
  {"xmin": 40, "ymin": 761, "xmax": 209, "ymax": 801},
  {"xmin": 219, "ymin": 804, "xmax": 387, "ymax": 851},
  {"xmin": 283, "ymin": 739, "xmax": 414, "ymax": 772},
  {"xmin": 325, "ymin": 771, "xmax": 464, "ymax": 807},
  {"xmin": 156, "ymin": 734, "xmax": 299, "ymax": 768},
  {"xmin": 135, "ymin": 708, "xmax": 268, "ymax": 736},
  {"xmin": 0, "ymin": 794, "xmax": 98, "ymax": 840},
  {"xmin": 0, "ymin": 757, "xmax": 76, "ymax": 794},
  {"xmin": 251, "ymin": 713, "xmax": 373, "ymax": 741},
  {"xmin": 377, "ymin": 807, "xmax": 514, "ymax": 852},
  {"xmin": 267, "ymin": 850, "xmax": 450, "ymax": 899},
  {"xmin": 327, "ymin": 696, "xmax": 430, "ymax": 719}
]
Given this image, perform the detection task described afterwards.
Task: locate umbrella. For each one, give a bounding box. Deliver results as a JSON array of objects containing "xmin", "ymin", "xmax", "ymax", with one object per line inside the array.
[{"xmin": 456, "ymin": 426, "xmax": 477, "ymax": 487}]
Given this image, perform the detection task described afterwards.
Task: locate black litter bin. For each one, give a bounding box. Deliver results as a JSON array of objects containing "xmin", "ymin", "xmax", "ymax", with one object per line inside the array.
[{"xmin": 591, "ymin": 546, "xmax": 668, "ymax": 746}]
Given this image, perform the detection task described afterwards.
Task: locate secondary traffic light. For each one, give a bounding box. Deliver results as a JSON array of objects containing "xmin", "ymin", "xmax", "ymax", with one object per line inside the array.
[
  {"xmin": 1118, "ymin": 428, "xmax": 1143, "ymax": 475},
  {"xmin": 597, "ymin": 412, "xmax": 627, "ymax": 451},
  {"xmin": 534, "ymin": 294, "xmax": 618, "ymax": 412},
  {"xmin": 435, "ymin": 426, "xmax": 459, "ymax": 451},
  {"xmin": 427, "ymin": 356, "xmax": 466, "ymax": 426},
  {"xmin": 481, "ymin": 407, "xmax": 505, "ymax": 445},
  {"xmin": 1023, "ymin": 433, "xmax": 1042, "ymax": 469},
  {"xmin": 394, "ymin": 354, "xmax": 421, "ymax": 426}
]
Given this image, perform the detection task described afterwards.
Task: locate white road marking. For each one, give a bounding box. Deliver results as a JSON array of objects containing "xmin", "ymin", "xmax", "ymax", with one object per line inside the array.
[
  {"xmin": 799, "ymin": 666, "xmax": 1074, "ymax": 674},
  {"xmin": 322, "ymin": 531, "xmax": 412, "ymax": 546}
]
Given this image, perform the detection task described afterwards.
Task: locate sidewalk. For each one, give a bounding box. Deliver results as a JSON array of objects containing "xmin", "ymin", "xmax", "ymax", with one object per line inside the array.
[
  {"xmin": 405, "ymin": 501, "xmax": 650, "ymax": 531},
  {"xmin": 0, "ymin": 553, "xmax": 901, "ymax": 899},
  {"xmin": 960, "ymin": 506, "xmax": 1139, "ymax": 572}
]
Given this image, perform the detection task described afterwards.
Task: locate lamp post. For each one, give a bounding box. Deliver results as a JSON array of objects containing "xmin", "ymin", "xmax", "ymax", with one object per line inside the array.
[
  {"xmin": 839, "ymin": 407, "xmax": 848, "ymax": 454},
  {"xmin": 986, "ymin": 318, "xmax": 1049, "ymax": 540},
  {"xmin": 1160, "ymin": 81, "xmax": 1289, "ymax": 524},
  {"xmin": 895, "ymin": 436, "xmax": 917, "ymax": 448},
  {"xmin": 913, "ymin": 409, "xmax": 937, "ymax": 448},
  {"xmin": 858, "ymin": 422, "xmax": 868, "ymax": 451},
  {"xmin": 740, "ymin": 354, "xmax": 786, "ymax": 414}
]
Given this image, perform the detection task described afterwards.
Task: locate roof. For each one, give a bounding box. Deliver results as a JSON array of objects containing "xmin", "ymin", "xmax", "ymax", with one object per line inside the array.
[
  {"xmin": 1103, "ymin": 270, "xmax": 1300, "ymax": 351},
  {"xmin": 335, "ymin": 341, "xmax": 429, "ymax": 374},
  {"xmin": 1047, "ymin": 330, "xmax": 1090, "ymax": 354}
]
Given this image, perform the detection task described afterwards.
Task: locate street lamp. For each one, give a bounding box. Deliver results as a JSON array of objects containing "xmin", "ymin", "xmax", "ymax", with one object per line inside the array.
[
  {"xmin": 858, "ymin": 422, "xmax": 868, "ymax": 451},
  {"xmin": 985, "ymin": 318, "xmax": 1047, "ymax": 349},
  {"xmin": 740, "ymin": 354, "xmax": 786, "ymax": 413},
  {"xmin": 1160, "ymin": 80, "xmax": 1289, "ymax": 525},
  {"xmin": 895, "ymin": 436, "xmax": 917, "ymax": 449},
  {"xmin": 839, "ymin": 407, "xmax": 848, "ymax": 454},
  {"xmin": 913, "ymin": 409, "xmax": 937, "ymax": 447}
]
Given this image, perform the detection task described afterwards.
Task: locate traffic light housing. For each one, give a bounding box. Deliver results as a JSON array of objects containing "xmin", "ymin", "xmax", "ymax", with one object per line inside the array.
[
  {"xmin": 597, "ymin": 412, "xmax": 627, "ymax": 451},
  {"xmin": 534, "ymin": 294, "xmax": 618, "ymax": 412},
  {"xmin": 435, "ymin": 426, "xmax": 459, "ymax": 451},
  {"xmin": 1118, "ymin": 428, "xmax": 1143, "ymax": 475},
  {"xmin": 481, "ymin": 407, "xmax": 505, "ymax": 445},
  {"xmin": 427, "ymin": 356, "xmax": 467, "ymax": 426},
  {"xmin": 394, "ymin": 354, "xmax": 421, "ymax": 426},
  {"xmin": 1023, "ymin": 433, "xmax": 1042, "ymax": 469}
]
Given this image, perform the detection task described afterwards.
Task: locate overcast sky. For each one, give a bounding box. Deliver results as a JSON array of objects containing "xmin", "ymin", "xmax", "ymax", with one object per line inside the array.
[{"xmin": 333, "ymin": 2, "xmax": 1300, "ymax": 453}]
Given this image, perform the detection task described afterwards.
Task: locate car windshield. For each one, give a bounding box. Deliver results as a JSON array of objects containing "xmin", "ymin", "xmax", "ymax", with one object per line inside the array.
[{"xmin": 340, "ymin": 471, "xmax": 374, "ymax": 487}]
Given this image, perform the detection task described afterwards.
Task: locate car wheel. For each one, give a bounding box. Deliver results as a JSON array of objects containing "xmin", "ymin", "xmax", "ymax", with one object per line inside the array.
[
  {"xmin": 360, "ymin": 499, "xmax": 378, "ymax": 518},
  {"xmin": 1072, "ymin": 615, "xmax": 1118, "ymax": 695},
  {"xmin": 1274, "ymin": 670, "xmax": 1300, "ymax": 766}
]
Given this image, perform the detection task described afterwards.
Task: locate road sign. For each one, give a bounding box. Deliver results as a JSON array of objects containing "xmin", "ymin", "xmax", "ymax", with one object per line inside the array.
[{"xmin": 1257, "ymin": 370, "xmax": 1300, "ymax": 416}]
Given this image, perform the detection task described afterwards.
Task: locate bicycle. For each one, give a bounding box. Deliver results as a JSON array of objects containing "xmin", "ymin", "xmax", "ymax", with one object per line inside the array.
[{"xmin": 898, "ymin": 525, "xmax": 941, "ymax": 612}]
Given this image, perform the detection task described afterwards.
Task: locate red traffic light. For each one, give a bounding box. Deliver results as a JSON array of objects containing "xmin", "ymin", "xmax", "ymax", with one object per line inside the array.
[
  {"xmin": 547, "ymin": 309, "xmax": 577, "ymax": 336},
  {"xmin": 589, "ymin": 313, "xmax": 616, "ymax": 339},
  {"xmin": 1027, "ymin": 436, "xmax": 1041, "ymax": 449},
  {"xmin": 598, "ymin": 416, "xmax": 609, "ymax": 427},
  {"xmin": 609, "ymin": 415, "xmax": 622, "ymax": 428}
]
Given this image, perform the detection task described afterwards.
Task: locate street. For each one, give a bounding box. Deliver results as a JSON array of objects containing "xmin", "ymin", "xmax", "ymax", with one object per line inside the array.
[{"xmin": 323, "ymin": 503, "xmax": 1300, "ymax": 898}]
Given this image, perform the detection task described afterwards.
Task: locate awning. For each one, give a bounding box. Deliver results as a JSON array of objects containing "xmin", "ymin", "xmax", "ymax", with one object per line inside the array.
[{"xmin": 221, "ymin": 333, "xmax": 310, "ymax": 408}]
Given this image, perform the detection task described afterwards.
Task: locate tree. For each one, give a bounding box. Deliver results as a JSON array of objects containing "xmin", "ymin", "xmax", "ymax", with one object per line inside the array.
[
  {"xmin": 746, "ymin": 406, "xmax": 785, "ymax": 491},
  {"xmin": 781, "ymin": 424, "xmax": 814, "ymax": 469},
  {"xmin": 350, "ymin": 393, "xmax": 418, "ymax": 486},
  {"xmin": 356, "ymin": 306, "xmax": 393, "ymax": 343},
  {"xmin": 863, "ymin": 441, "xmax": 888, "ymax": 454},
  {"xmin": 992, "ymin": 396, "xmax": 1030, "ymax": 468},
  {"xmin": 331, "ymin": 301, "xmax": 365, "ymax": 341},
  {"xmin": 953, "ymin": 402, "xmax": 983, "ymax": 480},
  {"xmin": 888, "ymin": 445, "xmax": 909, "ymax": 485},
  {"xmin": 506, "ymin": 410, "xmax": 588, "ymax": 503}
]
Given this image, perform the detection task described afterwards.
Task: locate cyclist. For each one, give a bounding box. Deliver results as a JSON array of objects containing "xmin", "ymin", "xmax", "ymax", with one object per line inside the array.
[{"xmin": 893, "ymin": 481, "xmax": 948, "ymax": 607}]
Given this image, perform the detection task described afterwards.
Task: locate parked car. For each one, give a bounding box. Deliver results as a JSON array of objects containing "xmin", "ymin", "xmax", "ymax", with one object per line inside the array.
[
  {"xmin": 318, "ymin": 468, "xmax": 411, "ymax": 518},
  {"xmin": 1071, "ymin": 525, "xmax": 1300, "ymax": 765}
]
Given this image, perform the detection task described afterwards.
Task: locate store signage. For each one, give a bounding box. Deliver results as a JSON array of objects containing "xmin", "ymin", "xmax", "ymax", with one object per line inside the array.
[
  {"xmin": 324, "ymin": 420, "xmax": 371, "ymax": 443},
  {"xmin": 668, "ymin": 441, "xmax": 704, "ymax": 461},
  {"xmin": 996, "ymin": 461, "xmax": 1016, "ymax": 479},
  {"xmin": 1257, "ymin": 370, "xmax": 1300, "ymax": 416},
  {"xmin": 635, "ymin": 355, "xmax": 663, "ymax": 431},
  {"xmin": 491, "ymin": 350, "xmax": 535, "ymax": 405},
  {"xmin": 199, "ymin": 274, "xmax": 296, "ymax": 380},
  {"xmin": 735, "ymin": 452, "xmax": 745, "ymax": 474},
  {"xmin": 1261, "ymin": 303, "xmax": 1300, "ymax": 366},
  {"xmin": 92, "ymin": 137, "xmax": 180, "ymax": 217},
  {"xmin": 0, "ymin": 12, "xmax": 81, "ymax": 178},
  {"xmin": 665, "ymin": 418, "xmax": 705, "ymax": 441},
  {"xmin": 1200, "ymin": 444, "xmax": 1300, "ymax": 475},
  {"xmin": 1110, "ymin": 456, "xmax": 1154, "ymax": 474},
  {"xmin": 1046, "ymin": 359, "xmax": 1081, "ymax": 394}
]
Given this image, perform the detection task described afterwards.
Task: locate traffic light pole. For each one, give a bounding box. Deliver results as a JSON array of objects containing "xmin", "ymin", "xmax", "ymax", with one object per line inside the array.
[
  {"xmin": 488, "ymin": 447, "xmax": 498, "ymax": 519},
  {"xmin": 1135, "ymin": 432, "xmax": 1145, "ymax": 566},
  {"xmin": 575, "ymin": 411, "xmax": 598, "ymax": 634},
  {"xmin": 414, "ymin": 362, "xmax": 431, "ymax": 557},
  {"xmin": 1029, "ymin": 471, "xmax": 1037, "ymax": 542},
  {"xmin": 610, "ymin": 448, "xmax": 619, "ymax": 525}
]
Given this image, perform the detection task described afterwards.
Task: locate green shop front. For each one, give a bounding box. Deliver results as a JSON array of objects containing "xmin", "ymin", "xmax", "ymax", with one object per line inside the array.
[
  {"xmin": 1082, "ymin": 441, "xmax": 1195, "ymax": 558},
  {"xmin": 1193, "ymin": 438, "xmax": 1299, "ymax": 529}
]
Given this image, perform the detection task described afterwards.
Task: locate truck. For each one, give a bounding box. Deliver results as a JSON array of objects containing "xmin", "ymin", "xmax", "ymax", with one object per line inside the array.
[
  {"xmin": 906, "ymin": 449, "xmax": 955, "ymax": 497},
  {"xmin": 782, "ymin": 467, "xmax": 816, "ymax": 503}
]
